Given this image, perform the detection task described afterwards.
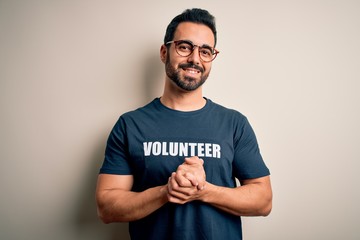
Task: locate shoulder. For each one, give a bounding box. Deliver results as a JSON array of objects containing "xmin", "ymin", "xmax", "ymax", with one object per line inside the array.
[
  {"xmin": 108, "ymin": 99, "xmax": 160, "ymax": 132},
  {"xmin": 119, "ymin": 98, "xmax": 159, "ymax": 121},
  {"xmin": 207, "ymin": 99, "xmax": 247, "ymax": 122}
]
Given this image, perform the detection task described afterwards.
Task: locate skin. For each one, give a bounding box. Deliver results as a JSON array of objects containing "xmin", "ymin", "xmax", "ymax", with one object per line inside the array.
[
  {"xmin": 96, "ymin": 22, "xmax": 272, "ymax": 223},
  {"xmin": 159, "ymin": 22, "xmax": 212, "ymax": 111}
]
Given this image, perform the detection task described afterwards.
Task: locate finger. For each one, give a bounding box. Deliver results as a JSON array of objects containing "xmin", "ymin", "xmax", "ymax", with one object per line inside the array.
[
  {"xmin": 175, "ymin": 166, "xmax": 200, "ymax": 187},
  {"xmin": 183, "ymin": 172, "xmax": 198, "ymax": 187},
  {"xmin": 169, "ymin": 173, "xmax": 197, "ymax": 196},
  {"xmin": 167, "ymin": 173, "xmax": 175, "ymax": 193},
  {"xmin": 167, "ymin": 194, "xmax": 187, "ymax": 204},
  {"xmin": 168, "ymin": 173, "xmax": 187, "ymax": 198},
  {"xmin": 168, "ymin": 188, "xmax": 196, "ymax": 202},
  {"xmin": 170, "ymin": 173, "xmax": 189, "ymax": 193},
  {"xmin": 174, "ymin": 172, "xmax": 193, "ymax": 187},
  {"xmin": 197, "ymin": 182, "xmax": 206, "ymax": 190},
  {"xmin": 185, "ymin": 156, "xmax": 204, "ymax": 165},
  {"xmin": 182, "ymin": 159, "xmax": 206, "ymax": 180}
]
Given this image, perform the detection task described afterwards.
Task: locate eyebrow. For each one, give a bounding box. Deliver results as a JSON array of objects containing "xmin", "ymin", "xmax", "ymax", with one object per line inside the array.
[{"xmin": 182, "ymin": 39, "xmax": 214, "ymax": 49}]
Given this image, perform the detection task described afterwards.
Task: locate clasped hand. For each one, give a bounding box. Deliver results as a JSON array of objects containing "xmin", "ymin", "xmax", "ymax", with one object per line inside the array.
[{"xmin": 167, "ymin": 156, "xmax": 206, "ymax": 204}]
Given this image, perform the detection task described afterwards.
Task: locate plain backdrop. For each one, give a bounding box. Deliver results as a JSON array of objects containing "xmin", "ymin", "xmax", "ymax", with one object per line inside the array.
[{"xmin": 1, "ymin": 0, "xmax": 359, "ymax": 239}]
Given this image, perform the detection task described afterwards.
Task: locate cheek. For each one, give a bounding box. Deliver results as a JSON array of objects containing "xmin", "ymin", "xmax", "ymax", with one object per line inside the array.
[
  {"xmin": 204, "ymin": 63, "xmax": 212, "ymax": 73},
  {"xmin": 166, "ymin": 53, "xmax": 177, "ymax": 66}
]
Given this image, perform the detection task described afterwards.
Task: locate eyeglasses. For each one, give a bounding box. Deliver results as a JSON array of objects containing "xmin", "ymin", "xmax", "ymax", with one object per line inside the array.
[{"xmin": 166, "ymin": 40, "xmax": 219, "ymax": 62}]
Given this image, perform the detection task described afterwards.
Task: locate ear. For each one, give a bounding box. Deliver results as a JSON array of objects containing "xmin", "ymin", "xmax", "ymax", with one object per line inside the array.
[{"xmin": 160, "ymin": 44, "xmax": 167, "ymax": 63}]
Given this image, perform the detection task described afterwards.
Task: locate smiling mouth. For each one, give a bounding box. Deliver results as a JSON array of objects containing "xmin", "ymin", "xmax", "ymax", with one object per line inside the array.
[
  {"xmin": 183, "ymin": 68, "xmax": 201, "ymax": 74},
  {"xmin": 179, "ymin": 63, "xmax": 204, "ymax": 74}
]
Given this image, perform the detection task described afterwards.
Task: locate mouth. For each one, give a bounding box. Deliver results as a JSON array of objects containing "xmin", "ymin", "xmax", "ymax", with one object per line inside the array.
[
  {"xmin": 180, "ymin": 64, "xmax": 204, "ymax": 75},
  {"xmin": 183, "ymin": 67, "xmax": 201, "ymax": 75}
]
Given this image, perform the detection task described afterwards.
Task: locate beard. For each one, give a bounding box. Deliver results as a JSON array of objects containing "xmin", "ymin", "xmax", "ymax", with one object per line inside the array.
[{"xmin": 165, "ymin": 58, "xmax": 210, "ymax": 91}]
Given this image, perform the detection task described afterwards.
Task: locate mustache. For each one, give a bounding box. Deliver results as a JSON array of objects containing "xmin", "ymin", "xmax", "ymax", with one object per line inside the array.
[{"xmin": 178, "ymin": 63, "xmax": 204, "ymax": 73}]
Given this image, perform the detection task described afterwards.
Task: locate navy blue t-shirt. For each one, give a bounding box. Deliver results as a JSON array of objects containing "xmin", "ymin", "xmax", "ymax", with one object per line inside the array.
[{"xmin": 100, "ymin": 98, "xmax": 270, "ymax": 240}]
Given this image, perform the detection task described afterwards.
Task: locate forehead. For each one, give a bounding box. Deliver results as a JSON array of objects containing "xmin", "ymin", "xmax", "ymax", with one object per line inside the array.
[{"xmin": 174, "ymin": 22, "xmax": 215, "ymax": 47}]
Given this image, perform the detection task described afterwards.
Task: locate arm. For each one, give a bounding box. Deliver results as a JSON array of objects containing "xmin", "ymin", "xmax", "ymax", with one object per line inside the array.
[
  {"xmin": 95, "ymin": 174, "xmax": 168, "ymax": 223},
  {"xmin": 200, "ymin": 176, "xmax": 272, "ymax": 216}
]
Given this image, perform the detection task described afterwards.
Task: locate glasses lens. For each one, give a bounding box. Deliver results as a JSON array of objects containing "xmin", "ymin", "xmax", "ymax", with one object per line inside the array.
[
  {"xmin": 199, "ymin": 47, "xmax": 215, "ymax": 62},
  {"xmin": 174, "ymin": 40, "xmax": 217, "ymax": 62},
  {"xmin": 175, "ymin": 41, "xmax": 193, "ymax": 57}
]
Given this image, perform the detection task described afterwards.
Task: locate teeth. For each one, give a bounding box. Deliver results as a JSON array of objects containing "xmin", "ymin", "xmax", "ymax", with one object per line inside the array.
[{"xmin": 186, "ymin": 69, "xmax": 199, "ymax": 74}]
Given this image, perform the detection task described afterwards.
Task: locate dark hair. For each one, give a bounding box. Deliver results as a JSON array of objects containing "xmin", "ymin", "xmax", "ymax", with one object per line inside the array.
[{"xmin": 164, "ymin": 8, "xmax": 217, "ymax": 47}]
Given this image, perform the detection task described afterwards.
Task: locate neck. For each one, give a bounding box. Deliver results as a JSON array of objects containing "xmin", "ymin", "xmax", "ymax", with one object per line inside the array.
[{"xmin": 160, "ymin": 81, "xmax": 206, "ymax": 111}]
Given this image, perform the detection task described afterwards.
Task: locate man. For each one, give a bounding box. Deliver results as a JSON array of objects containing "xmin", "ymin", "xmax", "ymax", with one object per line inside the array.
[{"xmin": 96, "ymin": 8, "xmax": 272, "ymax": 240}]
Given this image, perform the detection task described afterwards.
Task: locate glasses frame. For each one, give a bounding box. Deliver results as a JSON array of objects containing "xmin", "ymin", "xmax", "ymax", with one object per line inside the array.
[{"xmin": 165, "ymin": 40, "xmax": 219, "ymax": 62}]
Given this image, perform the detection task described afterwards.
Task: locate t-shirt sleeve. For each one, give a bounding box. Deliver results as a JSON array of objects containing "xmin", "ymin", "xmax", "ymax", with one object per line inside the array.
[
  {"xmin": 99, "ymin": 116, "xmax": 133, "ymax": 175},
  {"xmin": 232, "ymin": 114, "xmax": 270, "ymax": 180}
]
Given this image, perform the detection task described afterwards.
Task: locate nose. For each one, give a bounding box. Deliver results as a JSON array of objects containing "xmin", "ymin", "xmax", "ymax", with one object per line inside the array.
[{"xmin": 187, "ymin": 46, "xmax": 201, "ymax": 65}]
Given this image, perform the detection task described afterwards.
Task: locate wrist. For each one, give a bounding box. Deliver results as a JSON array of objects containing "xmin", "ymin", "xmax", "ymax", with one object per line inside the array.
[
  {"xmin": 198, "ymin": 182, "xmax": 218, "ymax": 203},
  {"xmin": 159, "ymin": 185, "xmax": 169, "ymax": 203}
]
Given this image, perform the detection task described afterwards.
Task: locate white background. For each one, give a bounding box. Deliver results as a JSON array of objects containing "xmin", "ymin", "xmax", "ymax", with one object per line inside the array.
[{"xmin": 1, "ymin": 0, "xmax": 359, "ymax": 239}]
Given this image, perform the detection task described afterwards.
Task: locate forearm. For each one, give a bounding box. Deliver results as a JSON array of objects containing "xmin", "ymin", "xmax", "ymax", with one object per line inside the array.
[
  {"xmin": 199, "ymin": 177, "xmax": 272, "ymax": 216},
  {"xmin": 96, "ymin": 185, "xmax": 168, "ymax": 223}
]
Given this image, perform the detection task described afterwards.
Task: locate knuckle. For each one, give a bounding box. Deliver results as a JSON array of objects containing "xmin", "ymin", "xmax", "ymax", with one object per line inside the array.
[
  {"xmin": 171, "ymin": 183, "xmax": 179, "ymax": 191},
  {"xmin": 177, "ymin": 165, "xmax": 186, "ymax": 171},
  {"xmin": 184, "ymin": 172, "xmax": 193, "ymax": 179},
  {"xmin": 178, "ymin": 179, "xmax": 188, "ymax": 187}
]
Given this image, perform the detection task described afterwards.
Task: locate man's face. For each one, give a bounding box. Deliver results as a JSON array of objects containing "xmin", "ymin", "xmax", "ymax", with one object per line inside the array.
[{"xmin": 163, "ymin": 22, "xmax": 215, "ymax": 92}]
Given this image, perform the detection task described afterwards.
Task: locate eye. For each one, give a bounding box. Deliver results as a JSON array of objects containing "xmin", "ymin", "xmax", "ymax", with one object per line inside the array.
[
  {"xmin": 177, "ymin": 42, "xmax": 193, "ymax": 52},
  {"xmin": 200, "ymin": 48, "xmax": 212, "ymax": 57}
]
